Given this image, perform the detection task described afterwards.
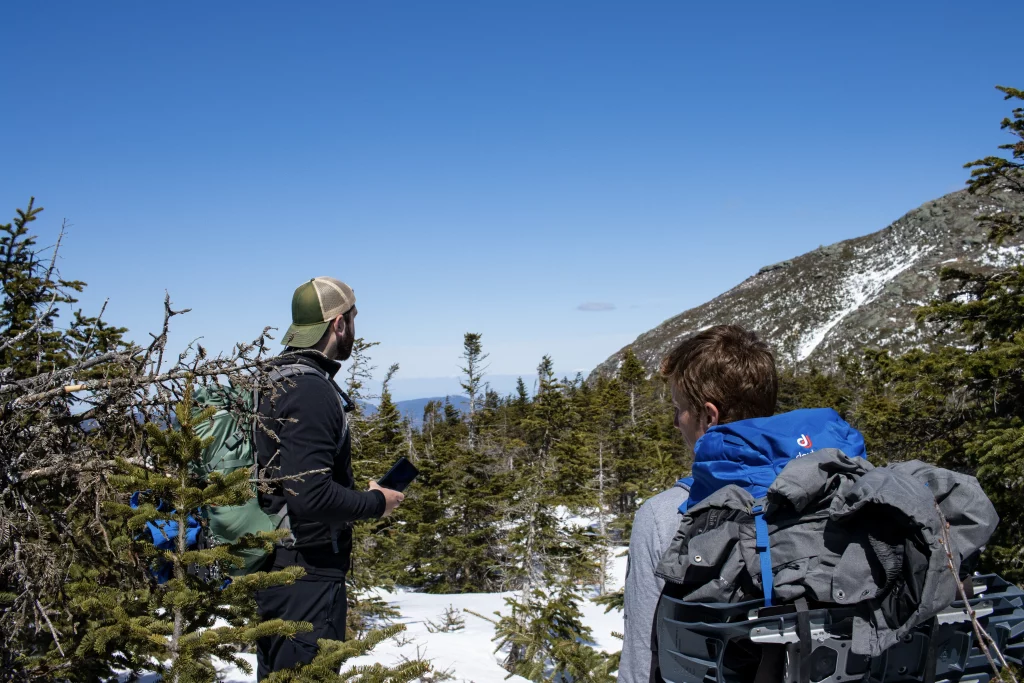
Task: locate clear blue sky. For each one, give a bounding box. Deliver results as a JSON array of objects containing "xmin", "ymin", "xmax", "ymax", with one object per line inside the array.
[{"xmin": 2, "ymin": 2, "xmax": 1021, "ymax": 399}]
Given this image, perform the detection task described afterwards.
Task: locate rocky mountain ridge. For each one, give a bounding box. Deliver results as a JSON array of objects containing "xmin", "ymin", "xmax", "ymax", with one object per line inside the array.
[{"xmin": 593, "ymin": 187, "xmax": 1024, "ymax": 378}]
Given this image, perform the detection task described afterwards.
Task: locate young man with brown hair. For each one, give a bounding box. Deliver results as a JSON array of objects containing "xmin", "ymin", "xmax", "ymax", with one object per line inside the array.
[
  {"xmin": 618, "ymin": 324, "xmax": 868, "ymax": 682},
  {"xmin": 618, "ymin": 324, "xmax": 778, "ymax": 683}
]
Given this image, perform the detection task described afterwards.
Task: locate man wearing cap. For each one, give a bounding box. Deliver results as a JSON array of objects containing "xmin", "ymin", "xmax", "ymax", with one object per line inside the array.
[{"xmin": 254, "ymin": 276, "xmax": 405, "ymax": 679}]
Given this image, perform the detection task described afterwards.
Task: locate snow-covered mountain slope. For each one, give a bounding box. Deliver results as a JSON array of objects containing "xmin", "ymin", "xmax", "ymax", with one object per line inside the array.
[{"xmin": 592, "ymin": 187, "xmax": 1024, "ymax": 377}]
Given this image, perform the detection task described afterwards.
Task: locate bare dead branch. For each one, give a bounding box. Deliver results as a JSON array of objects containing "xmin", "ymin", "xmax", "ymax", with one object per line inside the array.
[
  {"xmin": 19, "ymin": 460, "xmax": 118, "ymax": 481},
  {"xmin": 0, "ymin": 291, "xmax": 59, "ymax": 355},
  {"xmin": 43, "ymin": 219, "xmax": 67, "ymax": 284},
  {"xmin": 7, "ymin": 359, "xmax": 265, "ymax": 408},
  {"xmin": 76, "ymin": 298, "xmax": 109, "ymax": 360},
  {"xmin": 252, "ymin": 467, "xmax": 331, "ymax": 487},
  {"xmin": 35, "ymin": 599, "xmax": 65, "ymax": 657},
  {"xmin": 934, "ymin": 499, "xmax": 1017, "ymax": 683}
]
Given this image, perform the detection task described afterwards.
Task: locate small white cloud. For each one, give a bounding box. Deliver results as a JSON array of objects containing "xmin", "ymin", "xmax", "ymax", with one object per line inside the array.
[{"xmin": 577, "ymin": 302, "xmax": 616, "ymax": 312}]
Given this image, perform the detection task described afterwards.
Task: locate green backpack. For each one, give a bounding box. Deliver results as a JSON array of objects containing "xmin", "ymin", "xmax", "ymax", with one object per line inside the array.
[{"xmin": 191, "ymin": 362, "xmax": 344, "ymax": 575}]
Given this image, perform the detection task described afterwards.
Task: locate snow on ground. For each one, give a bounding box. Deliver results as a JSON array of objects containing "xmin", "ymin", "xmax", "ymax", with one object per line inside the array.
[
  {"xmin": 208, "ymin": 510, "xmax": 628, "ymax": 683},
  {"xmin": 210, "ymin": 552, "xmax": 628, "ymax": 683},
  {"xmin": 347, "ymin": 552, "xmax": 627, "ymax": 682},
  {"xmin": 351, "ymin": 588, "xmax": 533, "ymax": 682},
  {"xmin": 980, "ymin": 244, "xmax": 1024, "ymax": 268}
]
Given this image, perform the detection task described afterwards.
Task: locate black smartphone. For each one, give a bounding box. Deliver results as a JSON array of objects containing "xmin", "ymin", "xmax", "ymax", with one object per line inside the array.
[{"xmin": 377, "ymin": 456, "xmax": 420, "ymax": 492}]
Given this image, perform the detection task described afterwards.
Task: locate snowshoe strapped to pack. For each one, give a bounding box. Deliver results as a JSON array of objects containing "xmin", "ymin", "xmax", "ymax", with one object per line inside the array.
[{"xmin": 656, "ymin": 574, "xmax": 1024, "ymax": 683}]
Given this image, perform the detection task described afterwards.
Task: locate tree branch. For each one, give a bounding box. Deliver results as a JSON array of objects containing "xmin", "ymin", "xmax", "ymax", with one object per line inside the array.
[
  {"xmin": 6, "ymin": 359, "xmax": 263, "ymax": 408},
  {"xmin": 35, "ymin": 599, "xmax": 65, "ymax": 657},
  {"xmin": 934, "ymin": 500, "xmax": 1017, "ymax": 683},
  {"xmin": 20, "ymin": 460, "xmax": 118, "ymax": 481},
  {"xmin": 0, "ymin": 291, "xmax": 59, "ymax": 355}
]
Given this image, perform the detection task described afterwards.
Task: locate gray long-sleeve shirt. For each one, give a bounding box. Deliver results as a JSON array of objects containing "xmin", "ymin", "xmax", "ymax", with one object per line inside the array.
[{"xmin": 619, "ymin": 484, "xmax": 689, "ymax": 683}]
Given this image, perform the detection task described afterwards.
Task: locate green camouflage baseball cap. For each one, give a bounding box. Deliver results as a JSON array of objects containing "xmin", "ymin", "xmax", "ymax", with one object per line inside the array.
[{"xmin": 283, "ymin": 277, "xmax": 356, "ymax": 348}]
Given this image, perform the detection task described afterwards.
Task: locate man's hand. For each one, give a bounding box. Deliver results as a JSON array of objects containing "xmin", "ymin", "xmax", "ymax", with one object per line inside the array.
[{"xmin": 369, "ymin": 480, "xmax": 405, "ymax": 517}]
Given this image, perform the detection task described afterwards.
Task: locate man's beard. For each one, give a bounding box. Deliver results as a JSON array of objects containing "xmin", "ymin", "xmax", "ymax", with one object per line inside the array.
[{"xmin": 337, "ymin": 335, "xmax": 355, "ymax": 361}]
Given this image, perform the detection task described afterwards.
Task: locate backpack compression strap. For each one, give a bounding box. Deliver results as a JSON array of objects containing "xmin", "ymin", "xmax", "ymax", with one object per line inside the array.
[{"xmin": 752, "ymin": 504, "xmax": 775, "ymax": 607}]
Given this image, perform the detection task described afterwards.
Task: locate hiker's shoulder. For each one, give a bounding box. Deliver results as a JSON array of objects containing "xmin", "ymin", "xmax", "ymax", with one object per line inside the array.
[
  {"xmin": 272, "ymin": 350, "xmax": 337, "ymax": 374},
  {"xmin": 635, "ymin": 486, "xmax": 689, "ymax": 533},
  {"xmin": 269, "ymin": 353, "xmax": 337, "ymax": 387},
  {"xmin": 265, "ymin": 355, "xmax": 341, "ymax": 411}
]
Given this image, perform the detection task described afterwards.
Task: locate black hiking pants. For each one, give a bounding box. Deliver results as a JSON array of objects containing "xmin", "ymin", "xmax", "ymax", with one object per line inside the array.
[{"xmin": 255, "ymin": 577, "xmax": 347, "ymax": 680}]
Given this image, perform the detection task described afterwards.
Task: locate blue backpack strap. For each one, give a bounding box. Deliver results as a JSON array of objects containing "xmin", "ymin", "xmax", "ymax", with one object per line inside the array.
[
  {"xmin": 675, "ymin": 477, "xmax": 693, "ymax": 514},
  {"xmin": 752, "ymin": 504, "xmax": 774, "ymax": 607}
]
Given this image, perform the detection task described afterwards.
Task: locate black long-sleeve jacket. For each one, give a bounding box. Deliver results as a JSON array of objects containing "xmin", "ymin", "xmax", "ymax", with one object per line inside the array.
[{"xmin": 255, "ymin": 349, "xmax": 385, "ymax": 578}]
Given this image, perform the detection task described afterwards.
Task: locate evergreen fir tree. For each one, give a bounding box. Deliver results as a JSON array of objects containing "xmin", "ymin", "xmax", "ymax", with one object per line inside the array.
[
  {"xmin": 964, "ymin": 86, "xmax": 1024, "ymax": 244},
  {"xmin": 1, "ymin": 201, "xmax": 135, "ymax": 680},
  {"xmin": 263, "ymin": 624, "xmax": 429, "ymax": 683},
  {"xmin": 459, "ymin": 332, "xmax": 489, "ymax": 449},
  {"xmin": 848, "ymin": 86, "xmax": 1024, "ymax": 580},
  {"xmin": 514, "ymin": 376, "xmax": 530, "ymax": 411},
  {"xmin": 521, "ymin": 356, "xmax": 596, "ymax": 509},
  {"xmin": 388, "ymin": 390, "xmax": 510, "ymax": 593},
  {"xmin": 344, "ymin": 338, "xmax": 380, "ymax": 410},
  {"xmin": 1, "ymin": 202, "xmax": 427, "ymax": 680},
  {"xmin": 494, "ymin": 584, "xmax": 614, "ymax": 683},
  {"xmin": 343, "ymin": 337, "xmax": 380, "ymax": 452},
  {"xmin": 0, "ymin": 200, "xmax": 86, "ymax": 379},
  {"xmin": 375, "ymin": 334, "xmax": 518, "ymax": 594},
  {"xmin": 95, "ymin": 380, "xmax": 310, "ymax": 682},
  {"xmin": 347, "ymin": 362, "xmax": 403, "ymax": 637},
  {"xmin": 387, "ymin": 399, "xmax": 454, "ymax": 588},
  {"xmin": 492, "ymin": 355, "xmax": 612, "ymax": 681},
  {"xmin": 362, "ymin": 364, "xmax": 406, "ymax": 471},
  {"xmin": 586, "ymin": 349, "xmax": 683, "ymax": 540}
]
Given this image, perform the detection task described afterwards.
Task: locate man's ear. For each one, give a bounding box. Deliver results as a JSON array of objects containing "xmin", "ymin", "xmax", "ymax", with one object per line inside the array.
[
  {"xmin": 332, "ymin": 314, "xmax": 347, "ymax": 337},
  {"xmin": 702, "ymin": 402, "xmax": 720, "ymax": 430}
]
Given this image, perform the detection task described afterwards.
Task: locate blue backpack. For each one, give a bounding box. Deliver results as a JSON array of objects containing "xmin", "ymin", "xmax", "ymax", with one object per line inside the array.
[{"xmin": 677, "ymin": 408, "xmax": 867, "ymax": 512}]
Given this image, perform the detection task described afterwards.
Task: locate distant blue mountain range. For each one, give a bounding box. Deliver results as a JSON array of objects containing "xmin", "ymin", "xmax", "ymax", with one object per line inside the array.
[{"xmin": 359, "ymin": 395, "xmax": 470, "ymax": 427}]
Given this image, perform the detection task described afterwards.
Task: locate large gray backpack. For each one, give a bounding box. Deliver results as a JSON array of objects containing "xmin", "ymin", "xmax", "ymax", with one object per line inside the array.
[{"xmin": 653, "ymin": 450, "xmax": 1011, "ymax": 683}]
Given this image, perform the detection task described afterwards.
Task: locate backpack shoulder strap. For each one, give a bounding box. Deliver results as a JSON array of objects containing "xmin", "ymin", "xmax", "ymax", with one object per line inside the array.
[
  {"xmin": 675, "ymin": 477, "xmax": 693, "ymax": 514},
  {"xmin": 268, "ymin": 362, "xmax": 350, "ymax": 443},
  {"xmin": 270, "ymin": 362, "xmax": 328, "ymax": 381}
]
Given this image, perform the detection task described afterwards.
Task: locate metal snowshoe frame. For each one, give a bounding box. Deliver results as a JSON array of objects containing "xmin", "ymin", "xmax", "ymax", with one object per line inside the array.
[{"xmin": 657, "ymin": 574, "xmax": 1024, "ymax": 683}]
